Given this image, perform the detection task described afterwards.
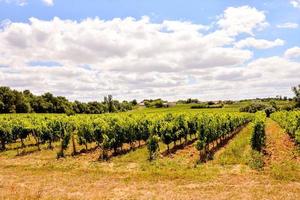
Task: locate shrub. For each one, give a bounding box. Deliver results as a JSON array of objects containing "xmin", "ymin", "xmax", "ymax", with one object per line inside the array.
[
  {"xmin": 147, "ymin": 135, "xmax": 160, "ymax": 161},
  {"xmin": 240, "ymin": 103, "xmax": 267, "ymax": 113},
  {"xmin": 251, "ymin": 112, "xmax": 266, "ymax": 152}
]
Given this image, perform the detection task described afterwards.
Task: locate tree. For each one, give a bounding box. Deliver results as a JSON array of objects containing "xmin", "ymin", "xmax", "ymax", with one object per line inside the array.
[
  {"xmin": 0, "ymin": 100, "xmax": 4, "ymax": 112},
  {"xmin": 131, "ymin": 99, "xmax": 137, "ymax": 106},
  {"xmin": 0, "ymin": 86, "xmax": 133, "ymax": 114},
  {"xmin": 292, "ymin": 84, "xmax": 300, "ymax": 107},
  {"xmin": 104, "ymin": 95, "xmax": 115, "ymax": 113},
  {"xmin": 0, "ymin": 86, "xmax": 16, "ymax": 113}
]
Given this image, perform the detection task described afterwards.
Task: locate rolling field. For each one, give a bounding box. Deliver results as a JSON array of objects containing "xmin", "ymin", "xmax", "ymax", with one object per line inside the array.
[
  {"xmin": 1, "ymin": 1, "xmax": 300, "ymax": 199},
  {"xmin": 0, "ymin": 105, "xmax": 300, "ymax": 199}
]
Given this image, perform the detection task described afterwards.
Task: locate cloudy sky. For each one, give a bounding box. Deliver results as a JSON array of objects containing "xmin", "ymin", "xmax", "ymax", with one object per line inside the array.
[{"xmin": 0, "ymin": 0, "xmax": 299, "ymax": 101}]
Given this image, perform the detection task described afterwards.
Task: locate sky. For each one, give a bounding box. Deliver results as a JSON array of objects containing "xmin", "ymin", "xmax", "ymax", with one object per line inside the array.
[{"xmin": 0, "ymin": 0, "xmax": 299, "ymax": 101}]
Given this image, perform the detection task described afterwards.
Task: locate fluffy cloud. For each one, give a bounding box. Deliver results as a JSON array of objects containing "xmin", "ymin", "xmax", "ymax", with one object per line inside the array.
[
  {"xmin": 291, "ymin": 0, "xmax": 300, "ymax": 8},
  {"xmin": 217, "ymin": 6, "xmax": 268, "ymax": 36},
  {"xmin": 284, "ymin": 46, "xmax": 300, "ymax": 59},
  {"xmin": 277, "ymin": 22, "xmax": 299, "ymax": 29},
  {"xmin": 0, "ymin": 0, "xmax": 27, "ymax": 6},
  {"xmin": 0, "ymin": 6, "xmax": 298, "ymax": 101},
  {"xmin": 234, "ymin": 37, "xmax": 285, "ymax": 49},
  {"xmin": 42, "ymin": 0, "xmax": 53, "ymax": 6}
]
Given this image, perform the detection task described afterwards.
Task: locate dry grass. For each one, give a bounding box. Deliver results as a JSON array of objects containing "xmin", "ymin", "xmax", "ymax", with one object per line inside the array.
[{"xmin": 264, "ymin": 119, "xmax": 300, "ymax": 181}]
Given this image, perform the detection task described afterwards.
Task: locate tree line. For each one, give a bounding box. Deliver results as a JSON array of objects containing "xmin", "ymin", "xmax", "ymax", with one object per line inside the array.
[{"xmin": 0, "ymin": 86, "xmax": 137, "ymax": 114}]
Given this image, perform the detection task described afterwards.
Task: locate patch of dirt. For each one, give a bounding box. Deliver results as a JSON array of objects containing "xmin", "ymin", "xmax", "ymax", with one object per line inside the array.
[
  {"xmin": 170, "ymin": 140, "xmax": 199, "ymax": 163},
  {"xmin": 264, "ymin": 119, "xmax": 300, "ymax": 166}
]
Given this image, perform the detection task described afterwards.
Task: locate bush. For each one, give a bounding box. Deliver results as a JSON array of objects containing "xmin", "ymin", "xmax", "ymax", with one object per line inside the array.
[
  {"xmin": 251, "ymin": 112, "xmax": 266, "ymax": 152},
  {"xmin": 240, "ymin": 103, "xmax": 267, "ymax": 113},
  {"xmin": 264, "ymin": 106, "xmax": 276, "ymax": 117},
  {"xmin": 144, "ymin": 99, "xmax": 164, "ymax": 108},
  {"xmin": 147, "ymin": 135, "xmax": 160, "ymax": 161},
  {"xmin": 248, "ymin": 150, "xmax": 264, "ymax": 170},
  {"xmin": 271, "ymin": 111, "xmax": 300, "ymax": 145},
  {"xmin": 191, "ymin": 104, "xmax": 223, "ymax": 109}
]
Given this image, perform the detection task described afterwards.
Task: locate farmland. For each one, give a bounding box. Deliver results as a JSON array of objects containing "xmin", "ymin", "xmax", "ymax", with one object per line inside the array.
[
  {"xmin": 1, "ymin": 1, "xmax": 300, "ymax": 199},
  {"xmin": 0, "ymin": 102, "xmax": 299, "ymax": 200}
]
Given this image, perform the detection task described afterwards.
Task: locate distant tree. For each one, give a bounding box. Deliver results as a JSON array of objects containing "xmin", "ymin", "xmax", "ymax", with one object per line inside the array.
[
  {"xmin": 207, "ymin": 101, "xmax": 215, "ymax": 105},
  {"xmin": 292, "ymin": 84, "xmax": 300, "ymax": 107},
  {"xmin": 153, "ymin": 99, "xmax": 163, "ymax": 108},
  {"xmin": 108, "ymin": 95, "xmax": 115, "ymax": 112},
  {"xmin": 240, "ymin": 103, "xmax": 267, "ymax": 113},
  {"xmin": 104, "ymin": 95, "xmax": 116, "ymax": 113},
  {"xmin": 131, "ymin": 99, "xmax": 137, "ymax": 106},
  {"xmin": 0, "ymin": 86, "xmax": 16, "ymax": 113},
  {"xmin": 0, "ymin": 101, "xmax": 4, "ymax": 112},
  {"xmin": 0, "ymin": 86, "xmax": 133, "ymax": 114},
  {"xmin": 186, "ymin": 98, "xmax": 192, "ymax": 104}
]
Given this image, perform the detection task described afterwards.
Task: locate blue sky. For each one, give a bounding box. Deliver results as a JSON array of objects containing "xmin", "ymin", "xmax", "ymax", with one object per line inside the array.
[
  {"xmin": 1, "ymin": 0, "xmax": 299, "ymax": 58},
  {"xmin": 0, "ymin": 0, "xmax": 299, "ymax": 101},
  {"xmin": 1, "ymin": 1, "xmax": 300, "ymax": 24}
]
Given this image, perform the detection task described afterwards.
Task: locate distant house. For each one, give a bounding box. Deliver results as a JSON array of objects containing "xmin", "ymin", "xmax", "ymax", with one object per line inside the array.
[
  {"xmin": 163, "ymin": 102, "xmax": 176, "ymax": 107},
  {"xmin": 138, "ymin": 101, "xmax": 145, "ymax": 106},
  {"xmin": 167, "ymin": 102, "xmax": 176, "ymax": 107}
]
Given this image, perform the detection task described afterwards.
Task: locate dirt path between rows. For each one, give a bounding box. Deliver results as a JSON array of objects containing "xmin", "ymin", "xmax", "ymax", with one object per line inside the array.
[
  {"xmin": 264, "ymin": 119, "xmax": 300, "ymax": 182},
  {"xmin": 265, "ymin": 119, "xmax": 300, "ymax": 166},
  {"xmin": 169, "ymin": 124, "xmax": 249, "ymax": 164}
]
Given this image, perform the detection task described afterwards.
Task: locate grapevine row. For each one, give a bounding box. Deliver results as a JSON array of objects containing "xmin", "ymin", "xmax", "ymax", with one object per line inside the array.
[
  {"xmin": 251, "ymin": 111, "xmax": 266, "ymax": 152},
  {"xmin": 0, "ymin": 112, "xmax": 252, "ymax": 161},
  {"xmin": 271, "ymin": 111, "xmax": 300, "ymax": 145}
]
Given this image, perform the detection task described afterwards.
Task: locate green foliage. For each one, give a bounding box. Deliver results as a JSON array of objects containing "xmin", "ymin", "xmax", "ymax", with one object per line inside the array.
[
  {"xmin": 248, "ymin": 150, "xmax": 264, "ymax": 170},
  {"xmin": 57, "ymin": 132, "xmax": 71, "ymax": 158},
  {"xmin": 0, "ymin": 86, "xmax": 133, "ymax": 114},
  {"xmin": 191, "ymin": 104, "xmax": 224, "ymax": 109},
  {"xmin": 251, "ymin": 112, "xmax": 266, "ymax": 152},
  {"xmin": 0, "ymin": 110, "xmax": 250, "ymax": 161},
  {"xmin": 77, "ymin": 122, "xmax": 94, "ymax": 149},
  {"xmin": 292, "ymin": 84, "xmax": 300, "ymax": 108},
  {"xmin": 264, "ymin": 106, "xmax": 276, "ymax": 117},
  {"xmin": 144, "ymin": 99, "xmax": 165, "ymax": 108},
  {"xmin": 240, "ymin": 102, "xmax": 267, "ymax": 113},
  {"xmin": 0, "ymin": 121, "xmax": 12, "ymax": 151},
  {"xmin": 195, "ymin": 113, "xmax": 251, "ymax": 162},
  {"xmin": 147, "ymin": 134, "xmax": 160, "ymax": 161},
  {"xmin": 271, "ymin": 111, "xmax": 300, "ymax": 145}
]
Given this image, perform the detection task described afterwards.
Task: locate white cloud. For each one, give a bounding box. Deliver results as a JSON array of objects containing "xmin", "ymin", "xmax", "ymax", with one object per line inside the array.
[
  {"xmin": 0, "ymin": 0, "xmax": 54, "ymax": 6},
  {"xmin": 284, "ymin": 46, "xmax": 300, "ymax": 59},
  {"xmin": 0, "ymin": 0, "xmax": 27, "ymax": 6},
  {"xmin": 42, "ymin": 0, "xmax": 53, "ymax": 6},
  {"xmin": 0, "ymin": 6, "xmax": 298, "ymax": 101},
  {"xmin": 234, "ymin": 37, "xmax": 285, "ymax": 49},
  {"xmin": 277, "ymin": 22, "xmax": 299, "ymax": 29},
  {"xmin": 217, "ymin": 6, "xmax": 268, "ymax": 36},
  {"xmin": 291, "ymin": 0, "xmax": 300, "ymax": 8}
]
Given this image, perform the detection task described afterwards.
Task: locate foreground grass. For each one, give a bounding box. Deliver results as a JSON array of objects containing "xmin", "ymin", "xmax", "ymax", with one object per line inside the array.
[{"xmin": 214, "ymin": 124, "xmax": 253, "ymax": 165}]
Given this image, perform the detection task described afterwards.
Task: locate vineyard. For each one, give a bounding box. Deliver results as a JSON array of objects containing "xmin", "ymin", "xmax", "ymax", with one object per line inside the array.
[
  {"xmin": 0, "ymin": 111, "xmax": 251, "ymax": 161},
  {"xmin": 0, "ymin": 107, "xmax": 299, "ymax": 199},
  {"xmin": 271, "ymin": 111, "xmax": 300, "ymax": 144}
]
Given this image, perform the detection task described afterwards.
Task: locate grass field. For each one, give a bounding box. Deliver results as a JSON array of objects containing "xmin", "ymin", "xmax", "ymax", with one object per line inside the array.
[{"xmin": 0, "ymin": 104, "xmax": 299, "ymax": 199}]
